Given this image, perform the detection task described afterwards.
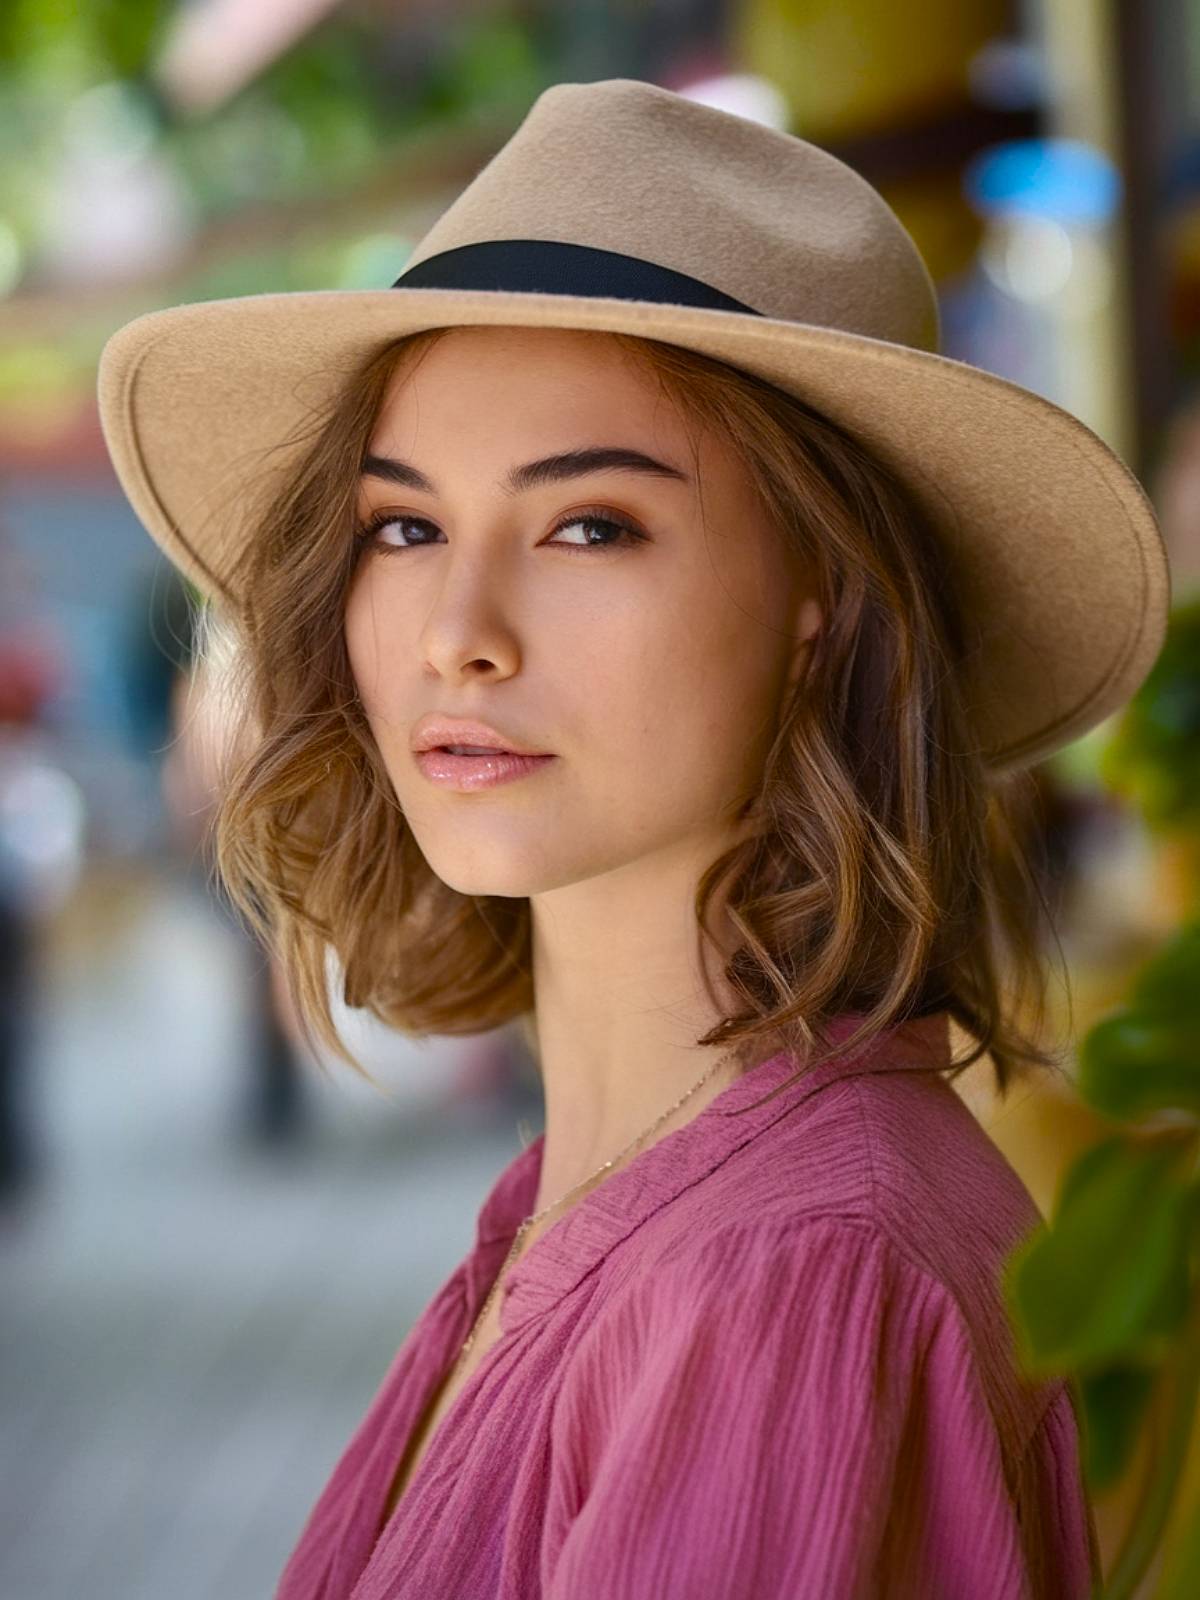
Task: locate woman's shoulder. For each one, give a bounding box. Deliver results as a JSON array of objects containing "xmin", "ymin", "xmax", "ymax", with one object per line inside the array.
[
  {"xmin": 613, "ymin": 1072, "xmax": 1061, "ymax": 1453},
  {"xmin": 604, "ymin": 1179, "xmax": 1059, "ymax": 1472},
  {"xmin": 682, "ymin": 1064, "xmax": 1045, "ymax": 1292}
]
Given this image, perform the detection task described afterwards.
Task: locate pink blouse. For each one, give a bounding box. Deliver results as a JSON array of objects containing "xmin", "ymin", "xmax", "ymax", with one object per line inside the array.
[{"xmin": 275, "ymin": 1011, "xmax": 1100, "ymax": 1598}]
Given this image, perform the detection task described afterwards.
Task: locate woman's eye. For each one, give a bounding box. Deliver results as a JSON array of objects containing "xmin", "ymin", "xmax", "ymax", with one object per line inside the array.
[
  {"xmin": 357, "ymin": 510, "xmax": 646, "ymax": 556},
  {"xmin": 360, "ymin": 515, "xmax": 438, "ymax": 552},
  {"xmin": 545, "ymin": 513, "xmax": 646, "ymax": 552}
]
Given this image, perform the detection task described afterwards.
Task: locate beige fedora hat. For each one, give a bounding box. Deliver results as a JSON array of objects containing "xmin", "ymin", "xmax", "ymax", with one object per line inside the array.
[{"xmin": 97, "ymin": 75, "xmax": 1170, "ymax": 774}]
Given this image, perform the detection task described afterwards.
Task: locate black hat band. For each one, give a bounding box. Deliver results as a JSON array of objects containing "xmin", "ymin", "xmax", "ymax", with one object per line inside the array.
[{"xmin": 391, "ymin": 238, "xmax": 763, "ymax": 317}]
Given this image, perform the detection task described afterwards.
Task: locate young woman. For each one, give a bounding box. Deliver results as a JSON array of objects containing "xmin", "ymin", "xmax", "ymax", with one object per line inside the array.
[{"xmin": 97, "ymin": 78, "xmax": 1169, "ymax": 1599}]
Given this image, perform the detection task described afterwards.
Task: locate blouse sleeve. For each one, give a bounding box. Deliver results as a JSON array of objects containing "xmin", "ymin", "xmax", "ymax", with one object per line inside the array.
[
  {"xmin": 1012, "ymin": 1382, "xmax": 1102, "ymax": 1600},
  {"xmin": 543, "ymin": 1215, "xmax": 1090, "ymax": 1600}
]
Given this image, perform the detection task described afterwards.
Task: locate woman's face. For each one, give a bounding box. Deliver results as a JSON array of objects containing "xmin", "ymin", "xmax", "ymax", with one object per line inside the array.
[{"xmin": 344, "ymin": 325, "xmax": 821, "ymax": 897}]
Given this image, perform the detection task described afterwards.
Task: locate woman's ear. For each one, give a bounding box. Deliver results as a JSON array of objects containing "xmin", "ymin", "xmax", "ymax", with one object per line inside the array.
[{"xmin": 785, "ymin": 594, "xmax": 823, "ymax": 694}]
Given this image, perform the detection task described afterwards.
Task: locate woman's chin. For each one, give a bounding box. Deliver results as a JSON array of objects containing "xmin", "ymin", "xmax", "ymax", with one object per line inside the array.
[{"xmin": 420, "ymin": 843, "xmax": 620, "ymax": 901}]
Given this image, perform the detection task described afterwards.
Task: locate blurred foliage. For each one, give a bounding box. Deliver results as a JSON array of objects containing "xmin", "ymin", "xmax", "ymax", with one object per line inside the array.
[
  {"xmin": 0, "ymin": 0, "xmax": 169, "ymax": 77},
  {"xmin": 0, "ymin": 0, "xmax": 552, "ymax": 286},
  {"xmin": 1003, "ymin": 599, "xmax": 1200, "ymax": 1598},
  {"xmin": 0, "ymin": 0, "xmax": 556, "ymax": 430},
  {"xmin": 1099, "ymin": 597, "xmax": 1200, "ymax": 831}
]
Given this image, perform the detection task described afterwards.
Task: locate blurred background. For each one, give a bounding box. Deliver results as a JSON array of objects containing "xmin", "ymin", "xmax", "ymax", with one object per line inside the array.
[{"xmin": 1, "ymin": 2, "xmax": 1198, "ymax": 1595}]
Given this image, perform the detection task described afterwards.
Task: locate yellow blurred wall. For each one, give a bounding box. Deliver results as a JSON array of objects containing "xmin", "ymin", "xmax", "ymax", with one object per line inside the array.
[{"xmin": 735, "ymin": 0, "xmax": 1010, "ymax": 141}]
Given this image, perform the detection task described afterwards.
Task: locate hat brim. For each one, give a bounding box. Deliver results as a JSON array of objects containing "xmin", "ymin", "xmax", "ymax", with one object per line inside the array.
[{"xmin": 96, "ymin": 286, "xmax": 1170, "ymax": 772}]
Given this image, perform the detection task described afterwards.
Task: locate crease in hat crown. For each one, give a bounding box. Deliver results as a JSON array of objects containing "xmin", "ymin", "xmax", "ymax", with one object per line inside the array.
[{"xmin": 399, "ymin": 78, "xmax": 941, "ymax": 355}]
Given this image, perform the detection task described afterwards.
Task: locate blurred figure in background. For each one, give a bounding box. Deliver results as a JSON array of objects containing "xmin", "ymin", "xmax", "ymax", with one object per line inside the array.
[
  {"xmin": 121, "ymin": 564, "xmax": 311, "ymax": 1146},
  {"xmin": 0, "ymin": 508, "xmax": 73, "ymax": 1204}
]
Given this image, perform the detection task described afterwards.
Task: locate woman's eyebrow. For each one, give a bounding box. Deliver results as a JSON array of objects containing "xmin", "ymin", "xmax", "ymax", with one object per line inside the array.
[{"xmin": 359, "ymin": 446, "xmax": 692, "ymax": 495}]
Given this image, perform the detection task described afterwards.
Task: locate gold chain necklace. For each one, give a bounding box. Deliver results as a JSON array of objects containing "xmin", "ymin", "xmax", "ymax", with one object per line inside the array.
[{"xmin": 456, "ymin": 1044, "xmax": 743, "ymax": 1364}]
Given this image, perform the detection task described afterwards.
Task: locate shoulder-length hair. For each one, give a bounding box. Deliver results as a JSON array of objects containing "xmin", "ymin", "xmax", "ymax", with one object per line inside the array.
[{"xmin": 190, "ymin": 325, "xmax": 1070, "ymax": 1100}]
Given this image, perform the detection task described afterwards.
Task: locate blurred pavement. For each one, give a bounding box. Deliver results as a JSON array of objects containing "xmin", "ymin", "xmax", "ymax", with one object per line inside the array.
[{"xmin": 0, "ymin": 859, "xmax": 534, "ymax": 1600}]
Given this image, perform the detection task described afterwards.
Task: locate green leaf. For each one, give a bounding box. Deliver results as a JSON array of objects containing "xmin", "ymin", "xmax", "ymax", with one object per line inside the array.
[
  {"xmin": 1102, "ymin": 598, "xmax": 1200, "ymax": 830},
  {"xmin": 1076, "ymin": 1363, "xmax": 1157, "ymax": 1490},
  {"xmin": 1156, "ymin": 1483, "xmax": 1200, "ymax": 1600},
  {"xmin": 1078, "ymin": 1002, "xmax": 1200, "ymax": 1121},
  {"xmin": 1004, "ymin": 1135, "xmax": 1194, "ymax": 1373},
  {"xmin": 1129, "ymin": 920, "xmax": 1200, "ymax": 1024}
]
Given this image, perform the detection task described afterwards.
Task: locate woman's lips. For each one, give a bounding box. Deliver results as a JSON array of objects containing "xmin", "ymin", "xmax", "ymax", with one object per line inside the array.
[{"xmin": 414, "ymin": 748, "xmax": 558, "ymax": 791}]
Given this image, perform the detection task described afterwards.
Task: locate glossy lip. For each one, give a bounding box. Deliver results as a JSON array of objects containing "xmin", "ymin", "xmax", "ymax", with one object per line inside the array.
[
  {"xmin": 410, "ymin": 714, "xmax": 551, "ymax": 757},
  {"xmin": 414, "ymin": 748, "xmax": 557, "ymax": 791}
]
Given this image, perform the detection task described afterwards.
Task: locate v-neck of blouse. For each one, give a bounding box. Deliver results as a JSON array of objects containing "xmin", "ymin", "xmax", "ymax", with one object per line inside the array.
[{"xmin": 368, "ymin": 1008, "xmax": 955, "ymax": 1554}]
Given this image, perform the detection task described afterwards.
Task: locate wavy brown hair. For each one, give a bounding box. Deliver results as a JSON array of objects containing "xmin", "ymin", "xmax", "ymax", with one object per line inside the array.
[{"xmin": 190, "ymin": 324, "xmax": 1072, "ymax": 1103}]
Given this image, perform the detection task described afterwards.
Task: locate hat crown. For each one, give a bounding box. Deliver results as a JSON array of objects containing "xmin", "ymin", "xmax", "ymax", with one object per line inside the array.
[{"xmin": 403, "ymin": 78, "xmax": 941, "ymax": 353}]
